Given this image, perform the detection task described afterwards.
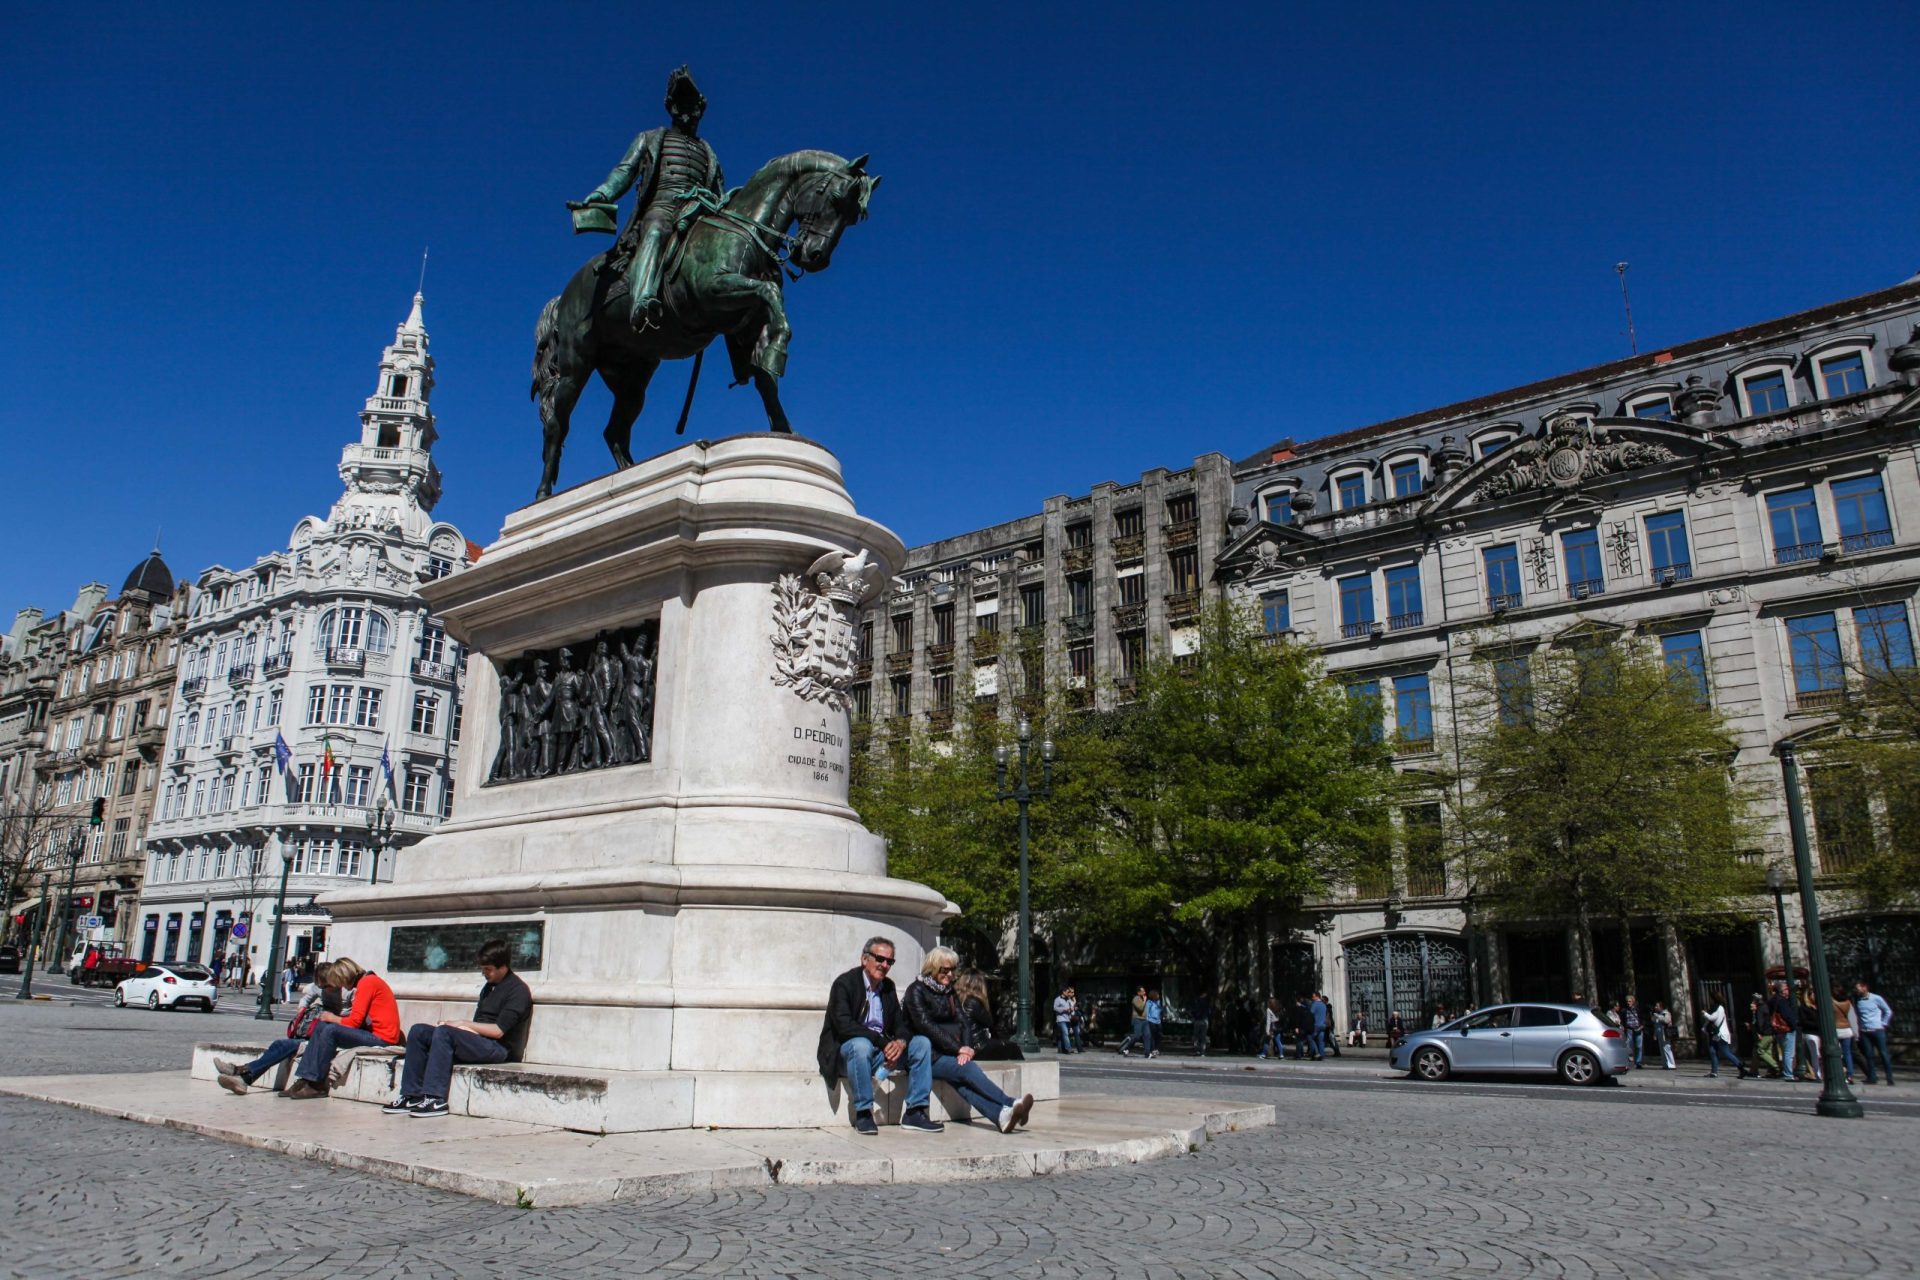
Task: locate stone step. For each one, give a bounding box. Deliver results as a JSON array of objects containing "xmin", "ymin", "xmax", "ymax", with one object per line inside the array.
[{"xmin": 191, "ymin": 1042, "xmax": 1058, "ymax": 1134}]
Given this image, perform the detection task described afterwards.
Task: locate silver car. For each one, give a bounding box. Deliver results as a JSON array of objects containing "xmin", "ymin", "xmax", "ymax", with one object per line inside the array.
[{"xmin": 1389, "ymin": 1003, "xmax": 1631, "ymax": 1085}]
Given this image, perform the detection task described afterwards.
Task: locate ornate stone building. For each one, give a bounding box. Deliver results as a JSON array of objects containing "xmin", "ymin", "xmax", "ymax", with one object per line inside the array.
[
  {"xmin": 24, "ymin": 556, "xmax": 188, "ymax": 954},
  {"xmin": 852, "ymin": 456, "xmax": 1234, "ymax": 740},
  {"xmin": 1216, "ymin": 273, "xmax": 1920, "ymax": 1038},
  {"xmin": 1, "ymin": 596, "xmax": 89, "ymax": 947},
  {"xmin": 139, "ymin": 294, "xmax": 471, "ymax": 974}
]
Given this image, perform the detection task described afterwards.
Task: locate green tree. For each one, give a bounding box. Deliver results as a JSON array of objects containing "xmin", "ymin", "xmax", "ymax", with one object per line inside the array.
[
  {"xmin": 1447, "ymin": 629, "xmax": 1761, "ymax": 994},
  {"xmin": 1803, "ymin": 659, "xmax": 1920, "ymax": 905}
]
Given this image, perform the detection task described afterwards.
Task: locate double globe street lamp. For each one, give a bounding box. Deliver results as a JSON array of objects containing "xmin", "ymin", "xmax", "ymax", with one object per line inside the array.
[{"xmin": 993, "ymin": 718, "xmax": 1053, "ymax": 1055}]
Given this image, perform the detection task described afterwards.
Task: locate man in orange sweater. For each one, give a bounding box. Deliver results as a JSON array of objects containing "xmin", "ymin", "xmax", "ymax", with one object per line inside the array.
[{"xmin": 282, "ymin": 956, "xmax": 402, "ymax": 1100}]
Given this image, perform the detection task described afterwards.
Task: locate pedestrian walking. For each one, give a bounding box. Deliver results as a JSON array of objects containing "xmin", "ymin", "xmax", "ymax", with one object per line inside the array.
[
  {"xmin": 1052, "ymin": 986, "xmax": 1076, "ymax": 1054},
  {"xmin": 1143, "ymin": 989, "xmax": 1164, "ymax": 1058},
  {"xmin": 1190, "ymin": 992, "xmax": 1212, "ymax": 1057},
  {"xmin": 1257, "ymin": 997, "xmax": 1281, "ymax": 1058},
  {"xmin": 1701, "ymin": 995, "xmax": 1748, "ymax": 1079},
  {"xmin": 1651, "ymin": 1001, "xmax": 1676, "ymax": 1070},
  {"xmin": 1749, "ymin": 993, "xmax": 1781, "ymax": 1076},
  {"xmin": 279, "ymin": 960, "xmax": 297, "ymax": 1003},
  {"xmin": 1116, "ymin": 986, "xmax": 1148, "ymax": 1057},
  {"xmin": 1767, "ymin": 980, "xmax": 1801, "ymax": 1081},
  {"xmin": 1622, "ymin": 996, "xmax": 1645, "ymax": 1068},
  {"xmin": 1853, "ymin": 979, "xmax": 1896, "ymax": 1086},
  {"xmin": 1831, "ymin": 985, "xmax": 1858, "ymax": 1084},
  {"xmin": 1290, "ymin": 996, "xmax": 1320, "ymax": 1060}
]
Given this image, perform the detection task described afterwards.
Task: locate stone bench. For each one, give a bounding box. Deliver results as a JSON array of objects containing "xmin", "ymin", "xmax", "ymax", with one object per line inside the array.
[{"xmin": 191, "ymin": 1042, "xmax": 1057, "ymax": 1135}]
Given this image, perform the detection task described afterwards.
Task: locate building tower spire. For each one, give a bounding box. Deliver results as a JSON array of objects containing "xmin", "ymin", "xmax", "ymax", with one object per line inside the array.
[{"xmin": 337, "ymin": 293, "xmax": 443, "ymax": 518}]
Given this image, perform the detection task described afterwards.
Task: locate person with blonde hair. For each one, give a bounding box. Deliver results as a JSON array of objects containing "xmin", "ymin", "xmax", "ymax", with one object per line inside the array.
[
  {"xmin": 903, "ymin": 946, "xmax": 1034, "ymax": 1134},
  {"xmin": 281, "ymin": 955, "xmax": 402, "ymax": 1099},
  {"xmin": 956, "ymin": 970, "xmax": 1023, "ymax": 1061},
  {"xmin": 215, "ymin": 962, "xmax": 344, "ymax": 1095}
]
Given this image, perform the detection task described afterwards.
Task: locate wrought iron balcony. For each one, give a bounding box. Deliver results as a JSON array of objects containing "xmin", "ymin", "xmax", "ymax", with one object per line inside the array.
[
  {"xmin": 180, "ymin": 675, "xmax": 206, "ymax": 699},
  {"xmin": 927, "ymin": 708, "xmax": 954, "ymax": 735},
  {"xmin": 1841, "ymin": 528, "xmax": 1894, "ymax": 554},
  {"xmin": 1063, "ymin": 612, "xmax": 1094, "ymax": 638},
  {"xmin": 1163, "ymin": 519, "xmax": 1199, "ymax": 548},
  {"xmin": 1113, "ymin": 675, "xmax": 1139, "ymax": 702},
  {"xmin": 853, "ymin": 659, "xmax": 872, "ymax": 680},
  {"xmin": 1388, "ymin": 610, "xmax": 1425, "ymax": 631},
  {"xmin": 1110, "ymin": 602, "xmax": 1147, "ymax": 631},
  {"xmin": 884, "ymin": 652, "xmax": 913, "ymax": 674},
  {"xmin": 226, "ymin": 666, "xmax": 251, "ymax": 688},
  {"xmin": 1339, "ymin": 620, "xmax": 1375, "ymax": 640},
  {"xmin": 926, "ymin": 643, "xmax": 955, "ymax": 668},
  {"xmin": 973, "ymin": 693, "xmax": 999, "ymax": 715},
  {"xmin": 261, "ymin": 652, "xmax": 292, "ymax": 677},
  {"xmin": 970, "ymin": 630, "xmax": 1001, "ymax": 658},
  {"xmin": 412, "ymin": 658, "xmax": 458, "ymax": 683},
  {"xmin": 1166, "ymin": 590, "xmax": 1202, "ymax": 622},
  {"xmin": 1774, "ymin": 541, "xmax": 1824, "ymax": 566},
  {"xmin": 1487, "ymin": 591, "xmax": 1524, "ymax": 612},
  {"xmin": 1653, "ymin": 563, "xmax": 1694, "ymax": 585},
  {"xmin": 1111, "ymin": 533, "xmax": 1145, "ymax": 562},
  {"xmin": 1061, "ymin": 546, "xmax": 1094, "ymax": 573},
  {"xmin": 1794, "ymin": 687, "xmax": 1847, "ymax": 713},
  {"xmin": 1566, "ymin": 579, "xmax": 1606, "ymax": 601},
  {"xmin": 326, "ymin": 646, "xmax": 366, "ymax": 672}
]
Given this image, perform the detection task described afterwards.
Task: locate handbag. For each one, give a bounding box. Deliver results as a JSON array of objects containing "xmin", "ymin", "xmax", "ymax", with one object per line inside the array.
[{"xmin": 1769, "ymin": 1011, "xmax": 1790, "ymax": 1034}]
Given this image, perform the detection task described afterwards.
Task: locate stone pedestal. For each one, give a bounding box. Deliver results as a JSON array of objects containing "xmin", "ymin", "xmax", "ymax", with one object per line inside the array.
[{"xmin": 323, "ymin": 436, "xmax": 968, "ymax": 1126}]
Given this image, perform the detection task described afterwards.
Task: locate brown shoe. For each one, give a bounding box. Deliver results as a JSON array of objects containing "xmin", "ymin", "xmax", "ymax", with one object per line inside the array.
[
  {"xmin": 216, "ymin": 1073, "xmax": 250, "ymax": 1096},
  {"xmin": 212, "ymin": 1057, "xmax": 245, "ymax": 1077},
  {"xmin": 281, "ymin": 1078, "xmax": 328, "ymax": 1100},
  {"xmin": 1008, "ymin": 1092, "xmax": 1034, "ymax": 1131}
]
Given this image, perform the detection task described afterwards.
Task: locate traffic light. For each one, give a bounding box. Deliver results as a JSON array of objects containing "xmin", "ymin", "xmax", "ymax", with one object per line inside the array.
[{"xmin": 89, "ymin": 798, "xmax": 105, "ymax": 827}]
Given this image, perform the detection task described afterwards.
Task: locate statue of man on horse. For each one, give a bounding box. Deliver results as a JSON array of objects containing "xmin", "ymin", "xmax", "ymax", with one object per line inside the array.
[{"xmin": 533, "ymin": 67, "xmax": 880, "ymax": 502}]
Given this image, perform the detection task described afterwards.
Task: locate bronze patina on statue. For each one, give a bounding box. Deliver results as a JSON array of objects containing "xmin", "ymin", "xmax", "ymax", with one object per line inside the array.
[{"xmin": 533, "ymin": 67, "xmax": 880, "ymax": 501}]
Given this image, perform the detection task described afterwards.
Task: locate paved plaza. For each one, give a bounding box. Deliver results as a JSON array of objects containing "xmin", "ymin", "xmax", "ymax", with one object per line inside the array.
[{"xmin": 0, "ymin": 1000, "xmax": 1912, "ymax": 1278}]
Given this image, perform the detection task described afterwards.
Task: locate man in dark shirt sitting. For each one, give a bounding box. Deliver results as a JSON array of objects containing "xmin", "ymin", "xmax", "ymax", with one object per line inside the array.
[
  {"xmin": 816, "ymin": 935, "xmax": 936, "ymax": 1135},
  {"xmin": 383, "ymin": 938, "xmax": 534, "ymax": 1119}
]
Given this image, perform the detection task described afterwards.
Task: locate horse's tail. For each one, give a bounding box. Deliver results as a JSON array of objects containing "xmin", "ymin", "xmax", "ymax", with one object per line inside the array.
[{"xmin": 531, "ymin": 295, "xmax": 562, "ymax": 402}]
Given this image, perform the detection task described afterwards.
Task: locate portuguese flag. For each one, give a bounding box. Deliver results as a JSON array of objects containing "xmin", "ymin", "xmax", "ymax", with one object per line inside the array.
[{"xmin": 320, "ymin": 735, "xmax": 338, "ymax": 780}]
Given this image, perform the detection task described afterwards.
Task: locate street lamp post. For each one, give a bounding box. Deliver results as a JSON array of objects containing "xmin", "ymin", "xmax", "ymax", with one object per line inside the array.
[
  {"xmin": 253, "ymin": 839, "xmax": 294, "ymax": 1021},
  {"xmin": 48, "ymin": 829, "xmax": 82, "ymax": 975},
  {"xmin": 14, "ymin": 872, "xmax": 49, "ymax": 1000},
  {"xmin": 1765, "ymin": 864, "xmax": 1795, "ymax": 1004},
  {"xmin": 994, "ymin": 718, "xmax": 1053, "ymax": 1055},
  {"xmin": 364, "ymin": 799, "xmax": 397, "ymax": 886},
  {"xmin": 1779, "ymin": 742, "xmax": 1864, "ymax": 1119}
]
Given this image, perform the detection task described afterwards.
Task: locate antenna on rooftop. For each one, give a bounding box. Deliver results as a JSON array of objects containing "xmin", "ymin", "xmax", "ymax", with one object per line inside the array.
[
  {"xmin": 1615, "ymin": 262, "xmax": 1638, "ymax": 356},
  {"xmin": 418, "ymin": 247, "xmax": 429, "ymax": 295}
]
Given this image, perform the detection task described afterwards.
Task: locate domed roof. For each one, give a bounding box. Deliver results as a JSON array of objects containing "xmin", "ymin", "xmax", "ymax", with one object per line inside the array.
[{"xmin": 121, "ymin": 550, "xmax": 175, "ymax": 598}]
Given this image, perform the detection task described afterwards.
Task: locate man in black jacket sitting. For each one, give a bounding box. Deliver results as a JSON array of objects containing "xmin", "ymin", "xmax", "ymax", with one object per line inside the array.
[{"xmin": 816, "ymin": 935, "xmax": 937, "ymax": 1135}]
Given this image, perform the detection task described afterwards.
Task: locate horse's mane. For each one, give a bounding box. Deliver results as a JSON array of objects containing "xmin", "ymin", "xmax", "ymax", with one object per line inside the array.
[{"xmin": 766, "ymin": 149, "xmax": 848, "ymax": 177}]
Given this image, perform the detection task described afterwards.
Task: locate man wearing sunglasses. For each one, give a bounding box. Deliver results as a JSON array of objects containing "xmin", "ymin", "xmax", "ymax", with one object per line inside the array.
[{"xmin": 816, "ymin": 936, "xmax": 936, "ymax": 1135}]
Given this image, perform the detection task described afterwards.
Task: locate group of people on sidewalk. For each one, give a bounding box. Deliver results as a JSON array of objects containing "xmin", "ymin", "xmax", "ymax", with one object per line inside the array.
[
  {"xmin": 213, "ymin": 939, "xmax": 536, "ymax": 1118},
  {"xmin": 1258, "ymin": 993, "xmax": 1344, "ymax": 1061},
  {"xmin": 1700, "ymin": 979, "xmax": 1896, "ymax": 1084},
  {"xmin": 819, "ymin": 938, "xmax": 1036, "ymax": 1136}
]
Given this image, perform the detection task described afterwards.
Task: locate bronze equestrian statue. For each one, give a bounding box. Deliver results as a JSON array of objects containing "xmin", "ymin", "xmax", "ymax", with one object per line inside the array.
[{"xmin": 533, "ymin": 67, "xmax": 880, "ymax": 501}]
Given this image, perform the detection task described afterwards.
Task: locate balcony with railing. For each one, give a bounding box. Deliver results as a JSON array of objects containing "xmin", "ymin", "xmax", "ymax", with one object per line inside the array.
[
  {"xmin": 326, "ymin": 646, "xmax": 367, "ymax": 672},
  {"xmin": 413, "ymin": 657, "xmax": 458, "ymax": 683},
  {"xmin": 1062, "ymin": 546, "xmax": 1094, "ymax": 573},
  {"xmin": 1063, "ymin": 612, "xmax": 1094, "ymax": 638},
  {"xmin": 1014, "ymin": 624, "xmax": 1047, "ymax": 646},
  {"xmin": 853, "ymin": 658, "xmax": 873, "ymax": 680},
  {"xmin": 1394, "ymin": 736, "xmax": 1436, "ymax": 757},
  {"xmin": 134, "ymin": 724, "xmax": 167, "ymax": 751},
  {"xmin": 1387, "ymin": 610, "xmax": 1424, "ymax": 631},
  {"xmin": 226, "ymin": 666, "xmax": 251, "ymax": 688},
  {"xmin": 1793, "ymin": 686, "xmax": 1847, "ymax": 713},
  {"xmin": 1166, "ymin": 590, "xmax": 1202, "ymax": 623},
  {"xmin": 884, "ymin": 652, "xmax": 913, "ymax": 674},
  {"xmin": 1774, "ymin": 541, "xmax": 1824, "ymax": 566},
  {"xmin": 1113, "ymin": 675, "xmax": 1139, "ymax": 702},
  {"xmin": 214, "ymin": 736, "xmax": 240, "ymax": 761},
  {"xmin": 1488, "ymin": 591, "xmax": 1524, "ymax": 613},
  {"xmin": 970, "ymin": 631, "xmax": 1001, "ymax": 659},
  {"xmin": 261, "ymin": 652, "xmax": 292, "ymax": 678},
  {"xmin": 168, "ymin": 748, "xmax": 189, "ymax": 769},
  {"xmin": 1566, "ymin": 579, "xmax": 1606, "ymax": 601},
  {"xmin": 927, "ymin": 708, "xmax": 954, "ymax": 735},
  {"xmin": 1841, "ymin": 528, "xmax": 1894, "ymax": 555},
  {"xmin": 973, "ymin": 693, "xmax": 998, "ymax": 716},
  {"xmin": 1015, "ymin": 560, "xmax": 1047, "ymax": 584},
  {"xmin": 1111, "ymin": 532, "xmax": 1145, "ymax": 562},
  {"xmin": 180, "ymin": 675, "xmax": 207, "ymax": 699},
  {"xmin": 926, "ymin": 643, "xmax": 954, "ymax": 669},
  {"xmin": 1339, "ymin": 620, "xmax": 1376, "ymax": 640},
  {"xmin": 1163, "ymin": 519, "xmax": 1198, "ymax": 548},
  {"xmin": 884, "ymin": 714, "xmax": 911, "ymax": 737},
  {"xmin": 1652, "ymin": 563, "xmax": 1694, "ymax": 585},
  {"xmin": 1111, "ymin": 602, "xmax": 1146, "ymax": 631}
]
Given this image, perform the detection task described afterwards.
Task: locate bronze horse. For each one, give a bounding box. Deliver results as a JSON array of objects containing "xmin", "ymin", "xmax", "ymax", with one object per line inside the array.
[{"xmin": 531, "ymin": 149, "xmax": 879, "ymax": 500}]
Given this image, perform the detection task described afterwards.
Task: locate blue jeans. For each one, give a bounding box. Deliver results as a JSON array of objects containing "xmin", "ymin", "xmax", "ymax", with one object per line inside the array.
[
  {"xmin": 1625, "ymin": 1028, "xmax": 1643, "ymax": 1066},
  {"xmin": 294, "ymin": 1022, "xmax": 390, "ymax": 1083},
  {"xmin": 837, "ymin": 1034, "xmax": 932, "ymax": 1115},
  {"xmin": 1145, "ymin": 1022, "xmax": 1160, "ymax": 1054},
  {"xmin": 1192, "ymin": 1019, "xmax": 1209, "ymax": 1055},
  {"xmin": 1705, "ymin": 1039, "xmax": 1742, "ymax": 1074},
  {"xmin": 931, "ymin": 1054, "xmax": 1014, "ymax": 1120},
  {"xmin": 1859, "ymin": 1028, "xmax": 1895, "ymax": 1083},
  {"xmin": 1778, "ymin": 1031, "xmax": 1799, "ymax": 1080},
  {"xmin": 399, "ymin": 1022, "xmax": 510, "ymax": 1100},
  {"xmin": 1055, "ymin": 1019, "xmax": 1073, "ymax": 1052},
  {"xmin": 239, "ymin": 1036, "xmax": 303, "ymax": 1082},
  {"xmin": 1838, "ymin": 1035, "xmax": 1857, "ymax": 1078},
  {"xmin": 1120, "ymin": 1017, "xmax": 1146, "ymax": 1052}
]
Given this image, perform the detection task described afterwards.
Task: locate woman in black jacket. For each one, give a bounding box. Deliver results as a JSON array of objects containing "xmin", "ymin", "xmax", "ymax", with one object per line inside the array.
[
  {"xmin": 955, "ymin": 970, "xmax": 1025, "ymax": 1061},
  {"xmin": 905, "ymin": 947, "xmax": 1035, "ymax": 1133}
]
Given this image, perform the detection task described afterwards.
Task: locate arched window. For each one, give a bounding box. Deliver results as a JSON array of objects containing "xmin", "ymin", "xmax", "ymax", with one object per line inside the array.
[
  {"xmin": 366, "ymin": 611, "xmax": 392, "ymax": 654},
  {"xmin": 1732, "ymin": 357, "xmax": 1797, "ymax": 418},
  {"xmin": 314, "ymin": 609, "xmax": 336, "ymax": 652}
]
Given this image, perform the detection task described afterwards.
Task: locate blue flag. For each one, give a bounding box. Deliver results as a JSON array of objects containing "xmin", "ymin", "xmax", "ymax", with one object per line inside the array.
[
  {"xmin": 380, "ymin": 739, "xmax": 397, "ymax": 799},
  {"xmin": 272, "ymin": 731, "xmax": 292, "ymax": 774}
]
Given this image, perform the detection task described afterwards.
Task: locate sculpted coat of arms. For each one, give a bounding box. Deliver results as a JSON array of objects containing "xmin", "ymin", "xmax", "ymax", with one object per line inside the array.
[{"xmin": 770, "ymin": 549, "xmax": 886, "ymax": 708}]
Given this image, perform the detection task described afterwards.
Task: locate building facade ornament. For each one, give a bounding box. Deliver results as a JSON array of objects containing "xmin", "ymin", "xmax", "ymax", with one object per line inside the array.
[
  {"xmin": 1477, "ymin": 417, "xmax": 1680, "ymax": 502},
  {"xmin": 770, "ymin": 549, "xmax": 884, "ymax": 709}
]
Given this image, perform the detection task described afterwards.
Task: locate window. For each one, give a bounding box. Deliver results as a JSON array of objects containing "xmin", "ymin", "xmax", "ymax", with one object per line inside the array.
[
  {"xmin": 1346, "ymin": 680, "xmax": 1383, "ymax": 743},
  {"xmin": 306, "ymin": 685, "xmax": 327, "ymax": 725},
  {"xmin": 1119, "ymin": 632, "xmax": 1146, "ymax": 680},
  {"xmin": 1484, "ymin": 544, "xmax": 1522, "ymax": 610},
  {"xmin": 891, "ymin": 676, "xmax": 911, "ymax": 718},
  {"xmin": 1767, "ymin": 488, "xmax": 1823, "ymax": 564},
  {"xmin": 1645, "ymin": 511, "xmax": 1692, "ymax": 581},
  {"xmin": 931, "ymin": 603, "xmax": 954, "ymax": 647},
  {"xmin": 1067, "ymin": 574, "xmax": 1093, "ymax": 618},
  {"xmin": 120, "ymin": 762, "xmax": 139, "ymax": 796},
  {"xmin": 327, "ymin": 685, "xmax": 353, "ymax": 724},
  {"xmin": 1335, "ymin": 471, "xmax": 1369, "ymax": 510},
  {"xmin": 1786, "ymin": 613, "xmax": 1844, "ymax": 709},
  {"xmin": 344, "ymin": 765, "xmax": 373, "ymax": 807},
  {"xmin": 1262, "ymin": 491, "xmax": 1296, "ymax": 525},
  {"xmin": 1168, "ymin": 548, "xmax": 1199, "ymax": 593},
  {"xmin": 1394, "ymin": 674, "xmax": 1433, "ymax": 750},
  {"xmin": 1817, "ymin": 351, "xmax": 1868, "ymax": 398},
  {"xmin": 1404, "ymin": 803, "xmax": 1445, "ymax": 896},
  {"xmin": 339, "ymin": 842, "xmax": 364, "ymax": 879},
  {"xmin": 1629, "ymin": 395, "xmax": 1675, "ymax": 421},
  {"xmin": 1338, "ymin": 573, "xmax": 1374, "ymax": 638},
  {"xmin": 1020, "ymin": 584, "xmax": 1046, "ymax": 628},
  {"xmin": 1066, "ymin": 521, "xmax": 1092, "ymax": 548},
  {"xmin": 1561, "ymin": 529, "xmax": 1604, "ymax": 599},
  {"xmin": 850, "ymin": 683, "xmax": 871, "ymax": 723},
  {"xmin": 1741, "ymin": 368, "xmax": 1791, "ymax": 416},
  {"xmin": 1651, "ymin": 630, "xmax": 1708, "ymax": 704},
  {"xmin": 1831, "ymin": 474, "xmax": 1892, "ymax": 553},
  {"xmin": 419, "ymin": 625, "xmax": 447, "ymax": 664},
  {"xmin": 1388, "ymin": 459, "xmax": 1423, "ymax": 498},
  {"xmin": 1384, "ymin": 564, "xmax": 1423, "ymax": 629},
  {"xmin": 267, "ymin": 689, "xmax": 283, "ymax": 726},
  {"xmin": 1165, "ymin": 493, "xmax": 1196, "ymax": 524},
  {"xmin": 111, "ymin": 704, "xmax": 127, "ymax": 739},
  {"xmin": 1260, "ymin": 590, "xmax": 1290, "ymax": 635},
  {"xmin": 334, "ymin": 607, "xmax": 364, "ymax": 650},
  {"xmin": 1118, "ymin": 570, "xmax": 1146, "ymax": 606},
  {"xmin": 1494, "ymin": 656, "xmax": 1533, "ymax": 727},
  {"xmin": 890, "ymin": 613, "xmax": 912, "ymax": 653},
  {"xmin": 1475, "ymin": 433, "xmax": 1512, "ymax": 459},
  {"xmin": 1067, "ymin": 641, "xmax": 1093, "ymax": 682},
  {"xmin": 1113, "ymin": 508, "xmax": 1144, "ymax": 538},
  {"xmin": 426, "ymin": 555, "xmax": 455, "ymax": 580},
  {"xmin": 411, "ymin": 692, "xmax": 439, "ymax": 735},
  {"xmin": 1855, "ymin": 603, "xmax": 1915, "ymax": 676},
  {"xmin": 931, "ymin": 672, "xmax": 954, "ymax": 713},
  {"xmin": 857, "ymin": 620, "xmax": 875, "ymax": 660},
  {"xmin": 108, "ymin": 817, "xmax": 130, "ymax": 860},
  {"xmin": 1809, "ymin": 767, "xmax": 1874, "ymax": 873},
  {"xmin": 295, "ymin": 763, "xmax": 316, "ymax": 803},
  {"xmin": 403, "ymin": 768, "xmax": 431, "ymax": 814},
  {"xmin": 388, "ymin": 373, "xmax": 409, "ymax": 398},
  {"xmin": 191, "ymin": 779, "xmax": 206, "ymax": 816}
]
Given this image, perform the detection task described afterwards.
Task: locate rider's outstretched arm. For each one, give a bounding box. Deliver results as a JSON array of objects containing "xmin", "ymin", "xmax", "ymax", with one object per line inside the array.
[{"xmin": 588, "ymin": 129, "xmax": 657, "ymax": 204}]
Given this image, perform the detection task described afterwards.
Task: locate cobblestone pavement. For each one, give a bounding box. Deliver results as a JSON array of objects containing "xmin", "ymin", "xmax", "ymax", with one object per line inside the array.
[{"xmin": 0, "ymin": 1002, "xmax": 1912, "ymax": 1279}]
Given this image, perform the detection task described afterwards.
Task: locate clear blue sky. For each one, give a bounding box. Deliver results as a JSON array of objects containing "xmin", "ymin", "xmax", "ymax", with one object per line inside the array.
[{"xmin": 3, "ymin": 3, "xmax": 1914, "ymax": 615}]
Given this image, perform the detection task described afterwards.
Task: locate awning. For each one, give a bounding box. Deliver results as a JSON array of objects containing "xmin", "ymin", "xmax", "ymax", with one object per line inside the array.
[{"xmin": 9, "ymin": 898, "xmax": 41, "ymax": 916}]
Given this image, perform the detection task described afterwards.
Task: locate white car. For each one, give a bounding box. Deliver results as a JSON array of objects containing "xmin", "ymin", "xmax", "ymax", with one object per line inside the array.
[{"xmin": 115, "ymin": 962, "xmax": 218, "ymax": 1011}]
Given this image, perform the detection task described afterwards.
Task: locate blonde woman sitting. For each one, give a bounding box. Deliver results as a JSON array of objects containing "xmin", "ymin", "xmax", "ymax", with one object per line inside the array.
[{"xmin": 903, "ymin": 947, "xmax": 1035, "ymax": 1133}]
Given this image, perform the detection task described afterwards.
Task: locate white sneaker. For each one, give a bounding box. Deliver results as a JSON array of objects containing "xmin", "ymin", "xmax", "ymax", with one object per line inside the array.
[{"xmin": 997, "ymin": 1104, "xmax": 1016, "ymax": 1133}]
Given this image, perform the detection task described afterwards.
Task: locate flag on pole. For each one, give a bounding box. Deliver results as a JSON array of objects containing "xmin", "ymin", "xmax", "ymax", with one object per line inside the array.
[
  {"xmin": 272, "ymin": 732, "xmax": 292, "ymax": 774},
  {"xmin": 321, "ymin": 735, "xmax": 337, "ymax": 779},
  {"xmin": 379, "ymin": 739, "xmax": 396, "ymax": 800}
]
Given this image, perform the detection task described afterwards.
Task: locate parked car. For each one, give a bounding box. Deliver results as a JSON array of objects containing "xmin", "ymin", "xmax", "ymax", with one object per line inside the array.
[
  {"xmin": 0, "ymin": 945, "xmax": 19, "ymax": 975},
  {"xmin": 115, "ymin": 962, "xmax": 218, "ymax": 1012},
  {"xmin": 1389, "ymin": 1003, "xmax": 1631, "ymax": 1085}
]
